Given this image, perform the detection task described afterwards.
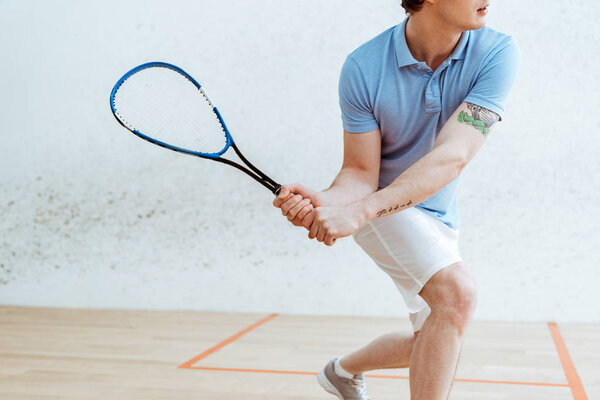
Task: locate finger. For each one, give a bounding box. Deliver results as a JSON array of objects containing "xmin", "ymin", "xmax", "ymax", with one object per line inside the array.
[
  {"xmin": 286, "ymin": 183, "xmax": 311, "ymax": 198},
  {"xmin": 277, "ymin": 185, "xmax": 292, "ymax": 200},
  {"xmin": 274, "ymin": 193, "xmax": 295, "ymax": 209},
  {"xmin": 287, "ymin": 198, "xmax": 311, "ymax": 222},
  {"xmin": 316, "ymin": 224, "xmax": 327, "ymax": 243},
  {"xmin": 277, "ymin": 183, "xmax": 310, "ymax": 201},
  {"xmin": 309, "ymin": 218, "xmax": 319, "ymax": 239},
  {"xmin": 324, "ymin": 234, "xmax": 337, "ymax": 246},
  {"xmin": 273, "ymin": 192, "xmax": 294, "ymax": 208},
  {"xmin": 277, "ymin": 193, "xmax": 295, "ymax": 208},
  {"xmin": 281, "ymin": 194, "xmax": 304, "ymax": 216},
  {"xmin": 301, "ymin": 209, "xmax": 316, "ymax": 229},
  {"xmin": 293, "ymin": 204, "xmax": 313, "ymax": 226},
  {"xmin": 291, "ymin": 205, "xmax": 313, "ymax": 228}
]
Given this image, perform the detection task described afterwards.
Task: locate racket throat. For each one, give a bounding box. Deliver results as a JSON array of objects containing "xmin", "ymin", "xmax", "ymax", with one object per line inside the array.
[{"xmin": 230, "ymin": 142, "xmax": 279, "ymax": 187}]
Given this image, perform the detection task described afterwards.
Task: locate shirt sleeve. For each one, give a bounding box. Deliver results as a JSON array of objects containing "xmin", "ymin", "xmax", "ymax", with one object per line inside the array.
[
  {"xmin": 338, "ymin": 56, "xmax": 380, "ymax": 133},
  {"xmin": 464, "ymin": 36, "xmax": 521, "ymax": 120}
]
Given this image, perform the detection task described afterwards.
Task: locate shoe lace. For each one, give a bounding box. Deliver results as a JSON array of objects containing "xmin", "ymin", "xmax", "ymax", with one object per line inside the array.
[{"xmin": 350, "ymin": 376, "xmax": 371, "ymax": 400}]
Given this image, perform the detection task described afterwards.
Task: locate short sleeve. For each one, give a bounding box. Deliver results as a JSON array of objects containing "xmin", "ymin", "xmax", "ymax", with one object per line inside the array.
[
  {"xmin": 464, "ymin": 37, "xmax": 521, "ymax": 120},
  {"xmin": 338, "ymin": 56, "xmax": 379, "ymax": 133}
]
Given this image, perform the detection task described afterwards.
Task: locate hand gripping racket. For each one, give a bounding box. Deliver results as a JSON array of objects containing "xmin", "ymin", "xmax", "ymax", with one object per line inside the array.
[{"xmin": 109, "ymin": 62, "xmax": 281, "ymax": 195}]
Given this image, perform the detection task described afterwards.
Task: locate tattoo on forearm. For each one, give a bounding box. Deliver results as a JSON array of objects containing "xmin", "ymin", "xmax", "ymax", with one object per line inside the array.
[
  {"xmin": 376, "ymin": 200, "xmax": 413, "ymax": 218},
  {"xmin": 457, "ymin": 103, "xmax": 500, "ymax": 135}
]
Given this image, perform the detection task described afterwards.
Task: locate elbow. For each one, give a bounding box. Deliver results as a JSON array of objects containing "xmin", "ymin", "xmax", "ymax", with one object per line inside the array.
[
  {"xmin": 368, "ymin": 179, "xmax": 379, "ymax": 194},
  {"xmin": 456, "ymin": 156, "xmax": 468, "ymax": 174},
  {"xmin": 365, "ymin": 170, "xmax": 380, "ymax": 193},
  {"xmin": 359, "ymin": 171, "xmax": 379, "ymax": 194},
  {"xmin": 433, "ymin": 143, "xmax": 471, "ymax": 181},
  {"xmin": 451, "ymin": 154, "xmax": 469, "ymax": 180}
]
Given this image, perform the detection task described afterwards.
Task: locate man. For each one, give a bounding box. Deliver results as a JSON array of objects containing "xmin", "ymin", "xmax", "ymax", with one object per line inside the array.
[{"xmin": 273, "ymin": 0, "xmax": 520, "ymax": 399}]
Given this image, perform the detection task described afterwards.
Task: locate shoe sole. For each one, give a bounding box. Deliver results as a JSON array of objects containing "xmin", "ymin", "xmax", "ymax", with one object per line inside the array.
[{"xmin": 317, "ymin": 368, "xmax": 344, "ymax": 399}]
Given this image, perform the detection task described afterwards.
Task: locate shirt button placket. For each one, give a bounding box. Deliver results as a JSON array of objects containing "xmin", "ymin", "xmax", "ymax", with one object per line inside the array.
[{"xmin": 428, "ymin": 79, "xmax": 441, "ymax": 113}]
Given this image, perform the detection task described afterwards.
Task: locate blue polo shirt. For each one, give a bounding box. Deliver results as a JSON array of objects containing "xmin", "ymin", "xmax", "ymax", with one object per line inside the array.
[{"xmin": 339, "ymin": 17, "xmax": 520, "ymax": 229}]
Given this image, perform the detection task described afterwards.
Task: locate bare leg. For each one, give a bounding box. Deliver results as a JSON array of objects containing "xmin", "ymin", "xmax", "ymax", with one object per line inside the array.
[
  {"xmin": 408, "ymin": 262, "xmax": 477, "ymax": 400},
  {"xmin": 409, "ymin": 310, "xmax": 465, "ymax": 399},
  {"xmin": 333, "ymin": 262, "xmax": 475, "ymax": 400},
  {"xmin": 339, "ymin": 330, "xmax": 420, "ymax": 374}
]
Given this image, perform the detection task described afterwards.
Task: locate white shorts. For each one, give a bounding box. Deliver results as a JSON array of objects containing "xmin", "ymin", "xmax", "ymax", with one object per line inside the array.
[{"xmin": 352, "ymin": 207, "xmax": 462, "ymax": 332}]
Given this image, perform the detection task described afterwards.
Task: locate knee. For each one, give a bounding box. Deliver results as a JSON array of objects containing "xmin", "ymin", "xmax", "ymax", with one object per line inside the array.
[
  {"xmin": 436, "ymin": 279, "xmax": 477, "ymax": 332},
  {"xmin": 421, "ymin": 263, "xmax": 477, "ymax": 332}
]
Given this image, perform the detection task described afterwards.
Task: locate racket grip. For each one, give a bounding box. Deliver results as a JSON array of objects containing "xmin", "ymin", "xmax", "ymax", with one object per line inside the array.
[{"xmin": 273, "ymin": 184, "xmax": 282, "ymax": 196}]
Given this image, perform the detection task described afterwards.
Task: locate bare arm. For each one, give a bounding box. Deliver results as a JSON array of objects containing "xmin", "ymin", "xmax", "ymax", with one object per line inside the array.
[
  {"xmin": 309, "ymin": 102, "xmax": 500, "ymax": 245},
  {"xmin": 273, "ymin": 128, "xmax": 380, "ymax": 223},
  {"xmin": 358, "ymin": 102, "xmax": 498, "ymax": 219},
  {"xmin": 318, "ymin": 128, "xmax": 381, "ymax": 206}
]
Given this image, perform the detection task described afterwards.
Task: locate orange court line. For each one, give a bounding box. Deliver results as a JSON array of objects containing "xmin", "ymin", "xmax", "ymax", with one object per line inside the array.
[
  {"xmin": 548, "ymin": 322, "xmax": 588, "ymax": 399},
  {"xmin": 177, "ymin": 313, "xmax": 278, "ymax": 369},
  {"xmin": 368, "ymin": 373, "xmax": 569, "ymax": 388},
  {"xmin": 185, "ymin": 365, "xmax": 569, "ymax": 388},
  {"xmin": 178, "ymin": 316, "xmax": 573, "ymax": 390}
]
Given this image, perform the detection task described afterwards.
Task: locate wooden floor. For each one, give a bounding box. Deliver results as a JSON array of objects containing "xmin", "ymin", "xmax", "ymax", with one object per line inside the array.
[{"xmin": 0, "ymin": 306, "xmax": 597, "ymax": 399}]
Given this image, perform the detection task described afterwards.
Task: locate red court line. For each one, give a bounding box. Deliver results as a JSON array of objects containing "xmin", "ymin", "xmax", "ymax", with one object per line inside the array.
[
  {"xmin": 177, "ymin": 313, "xmax": 278, "ymax": 369},
  {"xmin": 186, "ymin": 366, "xmax": 569, "ymax": 388},
  {"xmin": 548, "ymin": 322, "xmax": 588, "ymax": 400}
]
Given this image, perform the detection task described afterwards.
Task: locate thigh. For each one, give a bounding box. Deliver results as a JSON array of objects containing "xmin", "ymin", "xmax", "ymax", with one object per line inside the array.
[{"xmin": 353, "ymin": 207, "xmax": 463, "ymax": 315}]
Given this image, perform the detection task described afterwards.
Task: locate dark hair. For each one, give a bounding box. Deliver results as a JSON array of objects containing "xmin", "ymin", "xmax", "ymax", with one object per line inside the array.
[{"xmin": 401, "ymin": 0, "xmax": 425, "ymax": 14}]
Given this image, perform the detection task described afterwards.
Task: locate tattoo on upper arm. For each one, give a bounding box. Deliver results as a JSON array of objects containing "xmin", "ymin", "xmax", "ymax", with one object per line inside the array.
[
  {"xmin": 376, "ymin": 200, "xmax": 413, "ymax": 218},
  {"xmin": 457, "ymin": 103, "xmax": 500, "ymax": 136}
]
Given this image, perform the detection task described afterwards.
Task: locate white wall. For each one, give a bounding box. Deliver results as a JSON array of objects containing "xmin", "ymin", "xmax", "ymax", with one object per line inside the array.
[{"xmin": 1, "ymin": 0, "xmax": 599, "ymax": 324}]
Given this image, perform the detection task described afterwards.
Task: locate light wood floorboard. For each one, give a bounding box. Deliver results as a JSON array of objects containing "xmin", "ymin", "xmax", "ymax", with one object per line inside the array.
[{"xmin": 0, "ymin": 306, "xmax": 596, "ymax": 399}]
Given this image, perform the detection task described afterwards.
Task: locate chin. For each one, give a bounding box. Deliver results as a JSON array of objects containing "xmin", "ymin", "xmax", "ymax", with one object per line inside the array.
[{"xmin": 466, "ymin": 19, "xmax": 487, "ymax": 31}]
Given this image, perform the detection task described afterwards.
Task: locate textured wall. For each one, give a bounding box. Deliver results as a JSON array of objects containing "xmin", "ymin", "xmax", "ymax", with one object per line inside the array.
[{"xmin": 1, "ymin": 0, "xmax": 599, "ymax": 323}]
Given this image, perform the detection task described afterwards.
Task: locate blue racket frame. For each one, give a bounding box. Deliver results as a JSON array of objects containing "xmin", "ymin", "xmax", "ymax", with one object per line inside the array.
[{"xmin": 110, "ymin": 61, "xmax": 281, "ymax": 195}]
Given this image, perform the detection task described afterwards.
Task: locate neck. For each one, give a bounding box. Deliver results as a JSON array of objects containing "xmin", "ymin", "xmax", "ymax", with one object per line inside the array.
[{"xmin": 405, "ymin": 11, "xmax": 463, "ymax": 71}]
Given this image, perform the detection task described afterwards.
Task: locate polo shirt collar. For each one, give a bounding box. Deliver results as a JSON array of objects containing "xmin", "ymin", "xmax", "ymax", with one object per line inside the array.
[{"xmin": 394, "ymin": 17, "xmax": 469, "ymax": 68}]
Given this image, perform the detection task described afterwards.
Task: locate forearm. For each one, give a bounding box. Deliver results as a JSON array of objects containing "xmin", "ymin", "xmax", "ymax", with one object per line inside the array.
[
  {"xmin": 303, "ymin": 102, "xmax": 496, "ymax": 246},
  {"xmin": 351, "ymin": 102, "xmax": 495, "ymax": 222},
  {"xmin": 320, "ymin": 166, "xmax": 378, "ymax": 207},
  {"xmin": 355, "ymin": 146, "xmax": 463, "ymax": 221}
]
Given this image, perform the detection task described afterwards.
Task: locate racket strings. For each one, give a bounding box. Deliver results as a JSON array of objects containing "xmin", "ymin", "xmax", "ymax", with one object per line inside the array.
[{"xmin": 112, "ymin": 66, "xmax": 228, "ymax": 155}]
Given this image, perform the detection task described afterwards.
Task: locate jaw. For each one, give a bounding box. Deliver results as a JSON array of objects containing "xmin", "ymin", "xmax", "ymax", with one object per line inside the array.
[
  {"xmin": 419, "ymin": 2, "xmax": 490, "ymax": 33},
  {"xmin": 470, "ymin": 16, "xmax": 487, "ymax": 30},
  {"xmin": 456, "ymin": 11, "xmax": 488, "ymax": 31}
]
